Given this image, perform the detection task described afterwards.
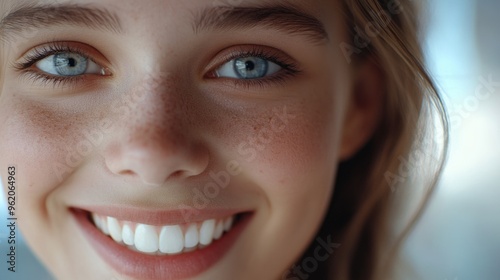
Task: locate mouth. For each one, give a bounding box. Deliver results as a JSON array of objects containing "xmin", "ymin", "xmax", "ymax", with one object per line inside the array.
[
  {"xmin": 71, "ymin": 207, "xmax": 252, "ymax": 280},
  {"xmin": 91, "ymin": 211, "xmax": 236, "ymax": 255}
]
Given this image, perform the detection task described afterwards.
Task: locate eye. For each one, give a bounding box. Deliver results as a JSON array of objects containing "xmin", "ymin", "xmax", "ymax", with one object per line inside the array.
[
  {"xmin": 35, "ymin": 52, "xmax": 103, "ymax": 76},
  {"xmin": 215, "ymin": 56, "xmax": 282, "ymax": 79},
  {"xmin": 205, "ymin": 46, "xmax": 302, "ymax": 89}
]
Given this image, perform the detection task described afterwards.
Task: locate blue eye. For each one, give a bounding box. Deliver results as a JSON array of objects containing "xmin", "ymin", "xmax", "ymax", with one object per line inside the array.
[
  {"xmin": 35, "ymin": 52, "xmax": 103, "ymax": 76},
  {"xmin": 216, "ymin": 56, "xmax": 282, "ymax": 79}
]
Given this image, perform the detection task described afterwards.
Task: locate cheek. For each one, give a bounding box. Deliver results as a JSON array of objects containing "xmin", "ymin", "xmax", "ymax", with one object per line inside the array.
[
  {"xmin": 203, "ymin": 81, "xmax": 344, "ymax": 271},
  {"xmin": 210, "ymin": 85, "xmax": 343, "ymax": 206},
  {"xmin": 0, "ymin": 93, "xmax": 111, "ymax": 274},
  {"xmin": 0, "ymin": 95, "xmax": 97, "ymax": 231}
]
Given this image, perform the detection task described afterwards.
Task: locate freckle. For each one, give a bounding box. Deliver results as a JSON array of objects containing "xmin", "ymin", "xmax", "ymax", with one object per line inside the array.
[
  {"xmin": 122, "ymin": 73, "xmax": 193, "ymax": 144},
  {"xmin": 12, "ymin": 97, "xmax": 88, "ymax": 153}
]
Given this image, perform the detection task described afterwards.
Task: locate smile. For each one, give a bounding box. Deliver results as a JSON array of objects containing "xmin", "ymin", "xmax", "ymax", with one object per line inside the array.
[
  {"xmin": 91, "ymin": 212, "xmax": 235, "ymax": 255},
  {"xmin": 71, "ymin": 207, "xmax": 252, "ymax": 280}
]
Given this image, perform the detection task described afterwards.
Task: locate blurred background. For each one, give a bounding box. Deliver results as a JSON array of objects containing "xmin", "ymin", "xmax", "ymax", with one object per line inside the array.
[
  {"xmin": 1, "ymin": 0, "xmax": 499, "ymax": 279},
  {"xmin": 403, "ymin": 0, "xmax": 500, "ymax": 279}
]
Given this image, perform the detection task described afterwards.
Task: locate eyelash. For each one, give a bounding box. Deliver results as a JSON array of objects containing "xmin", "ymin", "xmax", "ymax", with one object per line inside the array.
[
  {"xmin": 13, "ymin": 42, "xmax": 98, "ymax": 87},
  {"xmin": 13, "ymin": 43, "xmax": 301, "ymax": 88}
]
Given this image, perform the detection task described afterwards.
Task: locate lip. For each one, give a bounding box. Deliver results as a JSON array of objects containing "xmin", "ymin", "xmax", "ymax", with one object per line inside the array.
[{"xmin": 71, "ymin": 208, "xmax": 252, "ymax": 280}]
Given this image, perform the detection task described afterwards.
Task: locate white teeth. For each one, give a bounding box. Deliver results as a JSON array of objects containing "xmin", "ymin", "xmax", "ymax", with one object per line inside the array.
[
  {"xmin": 223, "ymin": 216, "xmax": 234, "ymax": 232},
  {"xmin": 184, "ymin": 224, "xmax": 199, "ymax": 248},
  {"xmin": 92, "ymin": 213, "xmax": 102, "ymax": 230},
  {"xmin": 213, "ymin": 221, "xmax": 224, "ymax": 240},
  {"xmin": 159, "ymin": 225, "xmax": 184, "ymax": 254},
  {"xmin": 91, "ymin": 213, "xmax": 238, "ymax": 255},
  {"xmin": 101, "ymin": 216, "xmax": 110, "ymax": 235},
  {"xmin": 107, "ymin": 217, "xmax": 122, "ymax": 243},
  {"xmin": 199, "ymin": 219, "xmax": 216, "ymax": 245},
  {"xmin": 122, "ymin": 224, "xmax": 135, "ymax": 246},
  {"xmin": 134, "ymin": 225, "xmax": 159, "ymax": 253}
]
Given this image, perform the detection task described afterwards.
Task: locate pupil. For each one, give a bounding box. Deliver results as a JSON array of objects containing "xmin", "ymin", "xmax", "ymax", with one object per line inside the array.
[
  {"xmin": 68, "ymin": 58, "xmax": 76, "ymax": 67},
  {"xmin": 245, "ymin": 60, "xmax": 255, "ymax": 71}
]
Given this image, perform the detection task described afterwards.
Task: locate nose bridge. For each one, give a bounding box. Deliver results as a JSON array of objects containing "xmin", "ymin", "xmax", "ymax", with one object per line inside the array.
[
  {"xmin": 103, "ymin": 65, "xmax": 208, "ymax": 185},
  {"xmin": 121, "ymin": 68, "xmax": 195, "ymax": 161},
  {"xmin": 125, "ymin": 66, "xmax": 183, "ymax": 136}
]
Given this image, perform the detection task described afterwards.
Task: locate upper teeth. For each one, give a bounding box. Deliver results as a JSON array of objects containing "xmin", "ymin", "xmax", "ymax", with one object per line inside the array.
[{"xmin": 91, "ymin": 213, "xmax": 234, "ymax": 255}]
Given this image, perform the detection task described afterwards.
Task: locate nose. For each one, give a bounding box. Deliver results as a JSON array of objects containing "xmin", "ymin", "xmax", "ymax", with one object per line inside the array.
[{"xmin": 104, "ymin": 73, "xmax": 209, "ymax": 186}]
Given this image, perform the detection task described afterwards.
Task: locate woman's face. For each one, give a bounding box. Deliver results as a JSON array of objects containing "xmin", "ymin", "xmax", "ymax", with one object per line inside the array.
[{"xmin": 0, "ymin": 0, "xmax": 354, "ymax": 279}]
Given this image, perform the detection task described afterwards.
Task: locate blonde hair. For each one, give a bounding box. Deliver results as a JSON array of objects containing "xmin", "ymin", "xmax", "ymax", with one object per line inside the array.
[{"xmin": 301, "ymin": 1, "xmax": 448, "ymax": 279}]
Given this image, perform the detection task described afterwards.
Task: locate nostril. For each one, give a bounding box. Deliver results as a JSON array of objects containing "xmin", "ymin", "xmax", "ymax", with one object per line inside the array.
[
  {"xmin": 168, "ymin": 170, "xmax": 184, "ymax": 179},
  {"xmin": 119, "ymin": 170, "xmax": 135, "ymax": 176}
]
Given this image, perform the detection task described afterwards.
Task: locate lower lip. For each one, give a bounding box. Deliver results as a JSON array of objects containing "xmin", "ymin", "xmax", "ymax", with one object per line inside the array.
[{"xmin": 71, "ymin": 208, "xmax": 251, "ymax": 280}]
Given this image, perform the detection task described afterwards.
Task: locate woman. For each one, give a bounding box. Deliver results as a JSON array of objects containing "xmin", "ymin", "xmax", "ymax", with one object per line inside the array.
[{"xmin": 0, "ymin": 0, "xmax": 447, "ymax": 279}]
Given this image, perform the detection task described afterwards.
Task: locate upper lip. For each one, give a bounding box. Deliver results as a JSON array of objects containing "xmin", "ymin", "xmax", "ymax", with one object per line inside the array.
[{"xmin": 72, "ymin": 205, "xmax": 249, "ymax": 226}]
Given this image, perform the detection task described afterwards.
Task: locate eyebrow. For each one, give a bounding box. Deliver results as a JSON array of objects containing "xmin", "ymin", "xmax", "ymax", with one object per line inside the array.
[
  {"xmin": 0, "ymin": 3, "xmax": 122, "ymax": 42},
  {"xmin": 193, "ymin": 4, "xmax": 329, "ymax": 44}
]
